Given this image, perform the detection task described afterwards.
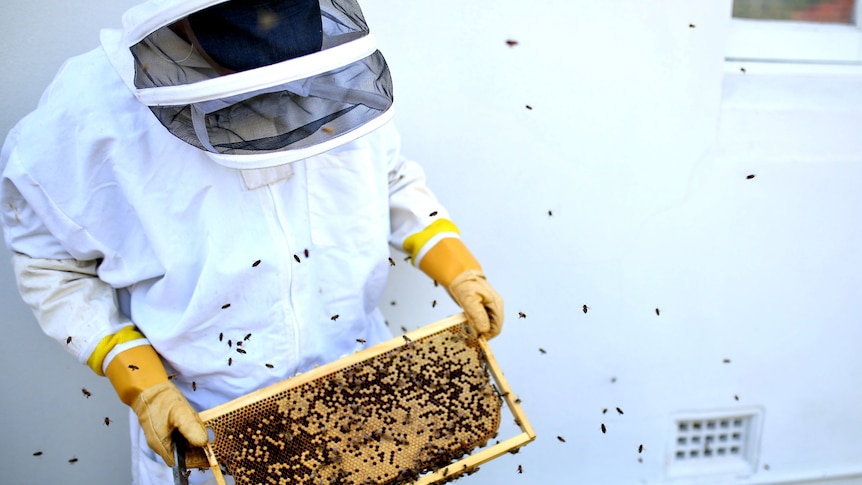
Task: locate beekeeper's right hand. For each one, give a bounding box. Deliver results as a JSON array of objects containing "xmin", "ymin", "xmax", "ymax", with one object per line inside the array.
[{"xmin": 106, "ymin": 345, "xmax": 208, "ymax": 466}]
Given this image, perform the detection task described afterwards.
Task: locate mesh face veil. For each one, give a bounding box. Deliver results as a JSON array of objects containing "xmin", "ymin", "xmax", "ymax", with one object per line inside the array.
[{"xmin": 101, "ymin": 0, "xmax": 394, "ymax": 168}]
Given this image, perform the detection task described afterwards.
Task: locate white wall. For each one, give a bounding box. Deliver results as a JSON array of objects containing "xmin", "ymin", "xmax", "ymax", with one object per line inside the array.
[{"xmin": 2, "ymin": 1, "xmax": 861, "ymax": 484}]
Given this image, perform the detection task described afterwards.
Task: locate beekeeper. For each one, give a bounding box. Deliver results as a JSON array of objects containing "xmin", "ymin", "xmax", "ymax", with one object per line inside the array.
[{"xmin": 0, "ymin": 0, "xmax": 504, "ymax": 483}]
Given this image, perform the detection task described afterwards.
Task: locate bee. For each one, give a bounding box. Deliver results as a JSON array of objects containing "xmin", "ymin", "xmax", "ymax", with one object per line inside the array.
[
  {"xmin": 356, "ymin": 338, "xmax": 366, "ymax": 344},
  {"xmin": 764, "ymin": 464, "xmax": 770, "ymax": 471},
  {"xmin": 167, "ymin": 373, "xmax": 177, "ymax": 380},
  {"xmin": 734, "ymin": 394, "xmax": 739, "ymax": 401},
  {"xmin": 557, "ymin": 436, "xmax": 565, "ymax": 443},
  {"xmin": 402, "ymin": 335, "xmax": 413, "ymax": 344},
  {"xmin": 539, "ymin": 348, "xmax": 546, "ymax": 354},
  {"xmin": 505, "ymin": 39, "xmax": 519, "ymax": 47},
  {"xmin": 228, "ymin": 339, "xmax": 232, "ymax": 348},
  {"xmin": 548, "ymin": 210, "xmax": 553, "ymax": 216},
  {"xmin": 265, "ymin": 363, "xmax": 274, "ymax": 368},
  {"xmin": 638, "ymin": 444, "xmax": 644, "ymax": 453},
  {"xmin": 432, "ymin": 300, "xmax": 437, "ymax": 308},
  {"xmin": 236, "ymin": 340, "xmax": 242, "ymax": 347},
  {"xmin": 601, "ymin": 423, "xmax": 607, "ymax": 434},
  {"xmin": 602, "ymin": 408, "xmax": 608, "ymax": 414},
  {"xmin": 655, "ymin": 308, "xmax": 660, "ymax": 316},
  {"xmin": 517, "ymin": 464, "xmax": 523, "ymax": 474},
  {"xmin": 390, "ymin": 300, "xmax": 397, "ymax": 306},
  {"xmin": 403, "ymin": 255, "xmax": 412, "ymax": 262},
  {"xmin": 221, "ymin": 303, "xmax": 230, "ymax": 309},
  {"xmin": 252, "ymin": 259, "xmax": 261, "ymax": 267},
  {"xmin": 244, "ymin": 333, "xmax": 251, "ymax": 341},
  {"xmin": 723, "ymin": 358, "xmax": 731, "ymax": 363},
  {"xmin": 740, "ymin": 67, "xmax": 747, "ymax": 74},
  {"xmin": 331, "ymin": 314, "xmax": 339, "ymax": 321},
  {"xmin": 228, "ymin": 357, "xmax": 233, "ymax": 366},
  {"xmin": 514, "ymin": 397, "xmax": 522, "ymax": 404},
  {"xmin": 322, "ymin": 126, "xmax": 334, "ymax": 134},
  {"xmin": 294, "ymin": 254, "xmax": 301, "ymax": 263},
  {"xmin": 104, "ymin": 417, "xmax": 111, "ymax": 426},
  {"xmin": 442, "ymin": 467, "xmax": 449, "ymax": 477},
  {"xmin": 304, "ymin": 248, "xmax": 310, "ymax": 258},
  {"xmin": 689, "ymin": 23, "xmax": 696, "ymax": 28},
  {"xmin": 66, "ymin": 336, "xmax": 72, "ymax": 345},
  {"xmin": 68, "ymin": 457, "xmax": 78, "ymax": 464},
  {"xmin": 236, "ymin": 348, "xmax": 246, "ymax": 354},
  {"xmin": 82, "ymin": 388, "xmax": 92, "ymax": 398},
  {"xmin": 192, "ymin": 381, "xmax": 197, "ymax": 391},
  {"xmin": 389, "ymin": 257, "xmax": 395, "ymax": 266},
  {"xmin": 616, "ymin": 407, "xmax": 624, "ymax": 415},
  {"xmin": 518, "ymin": 312, "xmax": 526, "ymax": 319},
  {"xmin": 33, "ymin": 451, "xmax": 43, "ymax": 456},
  {"xmin": 525, "ymin": 105, "xmax": 533, "ymax": 110},
  {"xmin": 429, "ymin": 211, "xmax": 438, "ymax": 217},
  {"xmin": 400, "ymin": 326, "xmax": 408, "ymax": 333},
  {"xmin": 219, "ymin": 332, "xmax": 224, "ymax": 342},
  {"xmin": 128, "ymin": 365, "xmax": 139, "ymax": 371},
  {"xmin": 746, "ymin": 174, "xmax": 755, "ymax": 180},
  {"xmin": 611, "ymin": 377, "xmax": 617, "ymax": 383},
  {"xmin": 582, "ymin": 304, "xmax": 589, "ymax": 314}
]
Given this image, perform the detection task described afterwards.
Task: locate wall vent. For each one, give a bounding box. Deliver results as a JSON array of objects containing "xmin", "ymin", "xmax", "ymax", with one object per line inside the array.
[{"xmin": 666, "ymin": 408, "xmax": 763, "ymax": 479}]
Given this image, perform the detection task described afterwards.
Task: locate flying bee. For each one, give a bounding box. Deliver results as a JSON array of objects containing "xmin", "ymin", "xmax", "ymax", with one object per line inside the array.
[
  {"xmin": 518, "ymin": 312, "xmax": 526, "ymax": 319},
  {"xmin": 356, "ymin": 338, "xmax": 366, "ymax": 344},
  {"xmin": 66, "ymin": 336, "xmax": 72, "ymax": 345},
  {"xmin": 389, "ymin": 257, "xmax": 395, "ymax": 266},
  {"xmin": 582, "ymin": 304, "xmax": 589, "ymax": 314},
  {"xmin": 723, "ymin": 358, "xmax": 731, "ymax": 363},
  {"xmin": 104, "ymin": 417, "xmax": 111, "ymax": 426},
  {"xmin": 432, "ymin": 300, "xmax": 437, "ymax": 308},
  {"xmin": 244, "ymin": 333, "xmax": 251, "ymax": 341},
  {"xmin": 228, "ymin": 357, "xmax": 233, "ymax": 366},
  {"xmin": 639, "ymin": 444, "xmax": 644, "ymax": 453},
  {"xmin": 517, "ymin": 465, "xmax": 523, "ymax": 474},
  {"xmin": 192, "ymin": 381, "xmax": 197, "ymax": 391},
  {"xmin": 68, "ymin": 457, "xmax": 78, "ymax": 464},
  {"xmin": 557, "ymin": 436, "xmax": 565, "ymax": 443},
  {"xmin": 539, "ymin": 348, "xmax": 546, "ymax": 354},
  {"xmin": 81, "ymin": 388, "xmax": 91, "ymax": 398},
  {"xmin": 689, "ymin": 23, "xmax": 696, "ymax": 28},
  {"xmin": 429, "ymin": 211, "xmax": 438, "ymax": 217},
  {"xmin": 740, "ymin": 67, "xmax": 747, "ymax": 74},
  {"xmin": 616, "ymin": 407, "xmax": 624, "ymax": 415},
  {"xmin": 734, "ymin": 394, "xmax": 739, "ymax": 401},
  {"xmin": 322, "ymin": 126, "xmax": 334, "ymax": 134},
  {"xmin": 236, "ymin": 348, "xmax": 246, "ymax": 354},
  {"xmin": 655, "ymin": 308, "xmax": 660, "ymax": 315},
  {"xmin": 228, "ymin": 339, "xmax": 232, "ymax": 348},
  {"xmin": 505, "ymin": 39, "xmax": 519, "ymax": 47},
  {"xmin": 265, "ymin": 363, "xmax": 274, "ymax": 368},
  {"xmin": 252, "ymin": 259, "xmax": 261, "ymax": 267},
  {"xmin": 526, "ymin": 105, "xmax": 533, "ymax": 110},
  {"xmin": 236, "ymin": 341, "xmax": 242, "ymax": 347},
  {"xmin": 33, "ymin": 451, "xmax": 43, "ymax": 456},
  {"xmin": 294, "ymin": 254, "xmax": 301, "ymax": 263},
  {"xmin": 602, "ymin": 408, "xmax": 608, "ymax": 414},
  {"xmin": 304, "ymin": 248, "xmax": 310, "ymax": 258},
  {"xmin": 746, "ymin": 174, "xmax": 755, "ymax": 180},
  {"xmin": 219, "ymin": 332, "xmax": 224, "ymax": 342},
  {"xmin": 128, "ymin": 365, "xmax": 139, "ymax": 371},
  {"xmin": 601, "ymin": 423, "xmax": 607, "ymax": 434},
  {"xmin": 221, "ymin": 303, "xmax": 230, "ymax": 309},
  {"xmin": 331, "ymin": 314, "xmax": 339, "ymax": 321}
]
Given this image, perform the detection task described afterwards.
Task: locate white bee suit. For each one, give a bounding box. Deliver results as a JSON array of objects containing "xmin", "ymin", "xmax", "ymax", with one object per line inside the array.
[{"xmin": 0, "ymin": 2, "xmax": 448, "ymax": 482}]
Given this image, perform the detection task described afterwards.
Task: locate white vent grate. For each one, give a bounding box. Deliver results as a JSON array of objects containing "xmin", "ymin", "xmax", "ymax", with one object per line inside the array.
[{"xmin": 667, "ymin": 408, "xmax": 763, "ymax": 479}]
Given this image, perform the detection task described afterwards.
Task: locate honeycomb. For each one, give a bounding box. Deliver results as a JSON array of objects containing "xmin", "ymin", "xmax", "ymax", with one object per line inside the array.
[{"xmin": 196, "ymin": 322, "xmax": 502, "ymax": 485}]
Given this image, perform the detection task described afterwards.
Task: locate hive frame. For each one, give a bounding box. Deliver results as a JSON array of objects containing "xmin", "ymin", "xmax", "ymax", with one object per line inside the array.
[{"xmin": 191, "ymin": 313, "xmax": 535, "ymax": 484}]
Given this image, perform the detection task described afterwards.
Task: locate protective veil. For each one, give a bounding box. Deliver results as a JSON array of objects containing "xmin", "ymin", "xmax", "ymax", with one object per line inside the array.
[
  {"xmin": 102, "ymin": 0, "xmax": 394, "ymax": 168},
  {"xmin": 0, "ymin": 1, "xmax": 450, "ymax": 483}
]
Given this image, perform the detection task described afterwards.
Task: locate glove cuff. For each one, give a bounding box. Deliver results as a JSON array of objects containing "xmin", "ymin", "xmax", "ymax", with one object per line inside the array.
[
  {"xmin": 418, "ymin": 237, "xmax": 482, "ymax": 287},
  {"xmin": 106, "ymin": 344, "xmax": 170, "ymax": 406}
]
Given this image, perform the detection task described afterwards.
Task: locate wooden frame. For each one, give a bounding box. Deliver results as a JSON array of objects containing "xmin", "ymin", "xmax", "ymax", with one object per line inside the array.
[{"xmin": 186, "ymin": 313, "xmax": 535, "ymax": 484}]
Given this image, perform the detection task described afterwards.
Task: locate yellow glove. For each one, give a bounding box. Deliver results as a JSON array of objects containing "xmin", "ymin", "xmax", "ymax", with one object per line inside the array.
[
  {"xmin": 106, "ymin": 345, "xmax": 208, "ymax": 466},
  {"xmin": 418, "ymin": 237, "xmax": 504, "ymax": 339}
]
